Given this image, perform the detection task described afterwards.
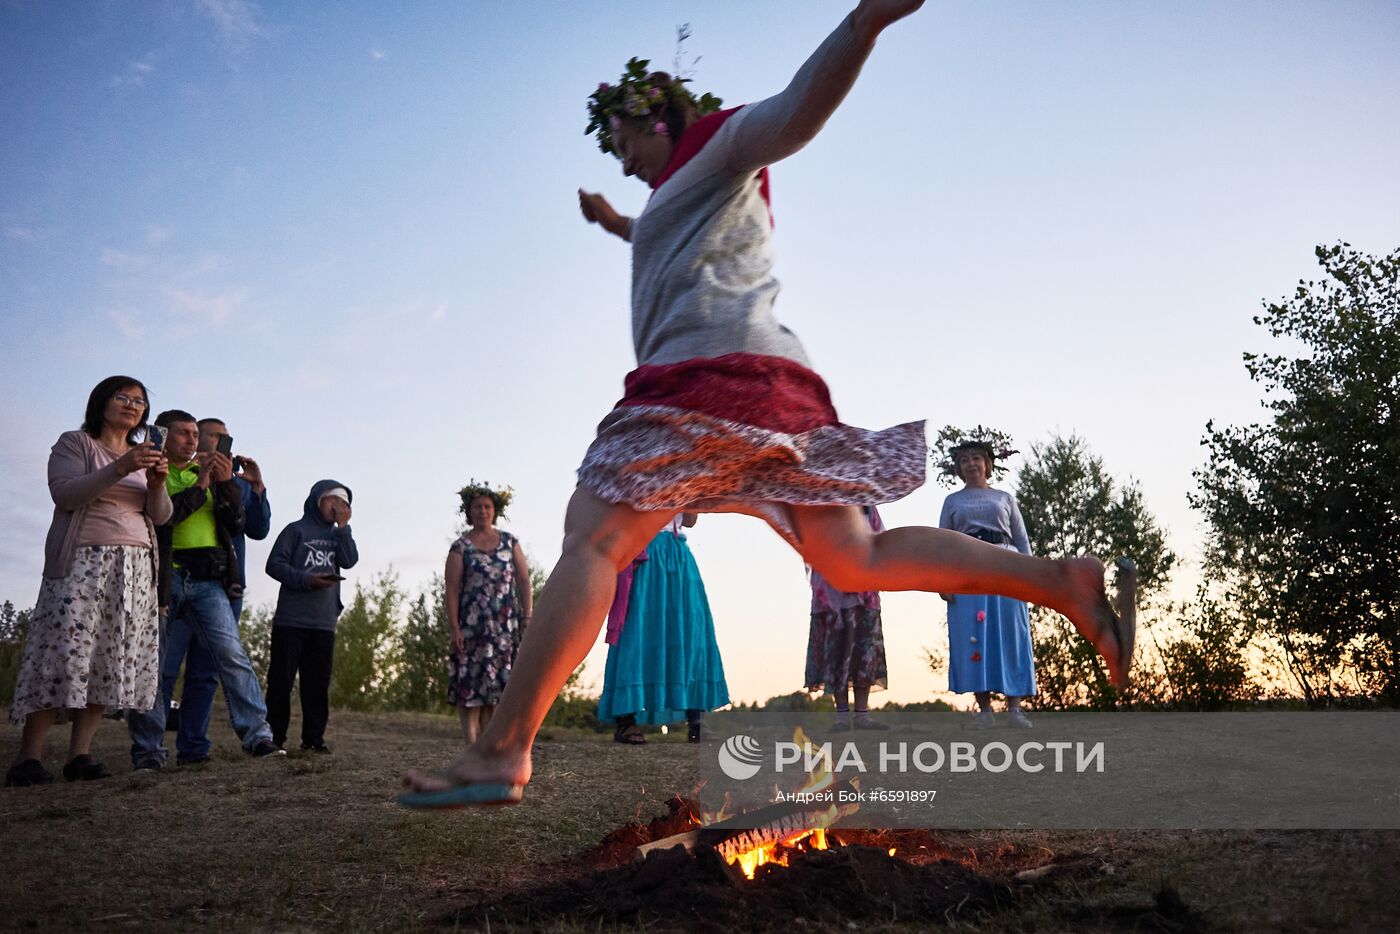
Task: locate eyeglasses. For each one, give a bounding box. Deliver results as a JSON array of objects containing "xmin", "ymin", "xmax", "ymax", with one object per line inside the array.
[{"xmin": 112, "ymin": 393, "xmax": 148, "ymax": 410}]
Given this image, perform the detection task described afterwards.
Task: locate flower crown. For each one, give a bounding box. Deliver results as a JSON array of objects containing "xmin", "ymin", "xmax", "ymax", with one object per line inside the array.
[
  {"xmin": 457, "ymin": 479, "xmax": 514, "ymax": 522},
  {"xmin": 585, "ymin": 57, "xmax": 723, "ymax": 156},
  {"xmin": 929, "ymin": 425, "xmax": 1019, "ymax": 487}
]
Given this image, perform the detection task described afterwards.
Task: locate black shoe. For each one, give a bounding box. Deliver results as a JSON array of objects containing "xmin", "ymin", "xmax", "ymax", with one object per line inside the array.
[
  {"xmin": 132, "ymin": 759, "xmax": 164, "ymax": 774},
  {"xmin": 687, "ymin": 722, "xmax": 716, "ymax": 744},
  {"xmin": 62, "ymin": 754, "xmax": 111, "ymax": 782},
  {"xmin": 176, "ymin": 755, "xmax": 211, "ymax": 767},
  {"xmin": 300, "ymin": 744, "xmax": 331, "ymax": 754},
  {"xmin": 5, "ymin": 759, "xmax": 54, "ymax": 787},
  {"xmin": 250, "ymin": 740, "xmax": 286, "ymax": 758},
  {"xmin": 165, "ymin": 705, "xmax": 181, "ymax": 732}
]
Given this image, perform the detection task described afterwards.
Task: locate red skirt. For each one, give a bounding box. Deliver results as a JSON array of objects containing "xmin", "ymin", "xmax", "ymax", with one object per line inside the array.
[{"xmin": 576, "ymin": 353, "xmax": 926, "ymax": 544}]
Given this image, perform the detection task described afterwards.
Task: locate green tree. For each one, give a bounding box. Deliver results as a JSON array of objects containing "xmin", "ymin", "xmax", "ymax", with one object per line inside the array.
[
  {"xmin": 237, "ymin": 603, "xmax": 274, "ymax": 691},
  {"xmin": 1015, "ymin": 434, "xmax": 1177, "ymax": 708},
  {"xmin": 0, "ymin": 601, "xmax": 32, "ymax": 706},
  {"xmin": 393, "ymin": 578, "xmax": 449, "ymax": 711},
  {"xmin": 1192, "ymin": 243, "xmax": 1400, "ymax": 704},
  {"xmin": 331, "ymin": 573, "xmax": 406, "ymax": 711}
]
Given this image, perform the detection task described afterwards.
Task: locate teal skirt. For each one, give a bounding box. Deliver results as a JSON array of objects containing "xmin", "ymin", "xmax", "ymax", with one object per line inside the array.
[{"xmin": 598, "ymin": 531, "xmax": 730, "ymax": 725}]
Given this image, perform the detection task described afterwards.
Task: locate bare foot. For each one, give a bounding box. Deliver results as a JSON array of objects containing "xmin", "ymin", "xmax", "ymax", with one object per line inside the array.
[
  {"xmin": 1058, "ymin": 556, "xmax": 1137, "ymax": 690},
  {"xmin": 401, "ymin": 743, "xmax": 533, "ymax": 794}
]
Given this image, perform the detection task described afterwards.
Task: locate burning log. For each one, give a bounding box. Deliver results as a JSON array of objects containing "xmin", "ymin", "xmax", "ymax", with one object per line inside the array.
[{"xmin": 634, "ymin": 779, "xmax": 861, "ymax": 873}]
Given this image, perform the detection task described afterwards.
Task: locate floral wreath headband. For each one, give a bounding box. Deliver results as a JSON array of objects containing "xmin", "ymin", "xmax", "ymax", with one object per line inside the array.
[
  {"xmin": 457, "ymin": 480, "xmax": 514, "ymax": 522},
  {"xmin": 929, "ymin": 425, "xmax": 1018, "ymax": 487},
  {"xmin": 585, "ymin": 56, "xmax": 723, "ymax": 156}
]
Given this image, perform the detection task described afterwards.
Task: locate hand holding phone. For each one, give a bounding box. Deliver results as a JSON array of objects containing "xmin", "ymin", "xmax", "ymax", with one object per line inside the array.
[
  {"xmin": 146, "ymin": 424, "xmax": 168, "ymax": 452},
  {"xmin": 216, "ymin": 434, "xmax": 234, "ymax": 457}
]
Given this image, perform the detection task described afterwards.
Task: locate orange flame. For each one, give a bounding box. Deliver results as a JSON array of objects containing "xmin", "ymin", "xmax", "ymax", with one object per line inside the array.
[{"xmin": 701, "ymin": 727, "xmax": 848, "ymax": 879}]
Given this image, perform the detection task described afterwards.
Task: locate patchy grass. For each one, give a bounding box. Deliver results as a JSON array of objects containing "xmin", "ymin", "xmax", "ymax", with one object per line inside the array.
[{"xmin": 2, "ymin": 707, "xmax": 1396, "ymax": 932}]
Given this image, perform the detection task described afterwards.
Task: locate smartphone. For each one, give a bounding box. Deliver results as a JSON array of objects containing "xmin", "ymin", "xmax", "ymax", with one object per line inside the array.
[
  {"xmin": 232, "ymin": 455, "xmax": 245, "ymax": 474},
  {"xmin": 325, "ymin": 574, "xmax": 346, "ymax": 581},
  {"xmin": 146, "ymin": 424, "xmax": 167, "ymax": 452},
  {"xmin": 215, "ymin": 434, "xmax": 233, "ymax": 457}
]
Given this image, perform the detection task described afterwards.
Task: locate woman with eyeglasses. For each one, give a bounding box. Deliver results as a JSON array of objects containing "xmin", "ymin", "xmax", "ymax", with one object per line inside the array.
[{"xmin": 6, "ymin": 376, "xmax": 172, "ymax": 787}]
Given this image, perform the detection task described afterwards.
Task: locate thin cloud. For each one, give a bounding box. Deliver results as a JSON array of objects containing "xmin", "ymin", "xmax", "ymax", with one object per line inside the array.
[
  {"xmin": 5, "ymin": 226, "xmax": 36, "ymax": 241},
  {"xmin": 428, "ymin": 303, "xmax": 447, "ymax": 324},
  {"xmin": 162, "ymin": 284, "xmax": 248, "ymax": 324},
  {"xmin": 111, "ymin": 53, "xmax": 156, "ymax": 89},
  {"xmin": 195, "ymin": 0, "xmax": 266, "ymax": 50},
  {"xmin": 100, "ymin": 248, "xmax": 150, "ymax": 269},
  {"xmin": 370, "ymin": 48, "xmax": 387, "ymax": 62},
  {"xmin": 107, "ymin": 309, "xmax": 146, "ymax": 340},
  {"xmin": 146, "ymin": 224, "xmax": 174, "ymax": 245}
]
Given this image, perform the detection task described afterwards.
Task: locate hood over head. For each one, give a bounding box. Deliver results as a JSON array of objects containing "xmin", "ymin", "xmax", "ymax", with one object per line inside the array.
[{"xmin": 304, "ymin": 478, "xmax": 353, "ymax": 519}]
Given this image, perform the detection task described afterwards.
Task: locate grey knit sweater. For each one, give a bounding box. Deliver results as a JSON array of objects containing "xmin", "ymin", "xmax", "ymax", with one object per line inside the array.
[
  {"xmin": 938, "ymin": 487, "xmax": 1033, "ymax": 556},
  {"xmin": 629, "ymin": 16, "xmax": 870, "ymax": 368}
]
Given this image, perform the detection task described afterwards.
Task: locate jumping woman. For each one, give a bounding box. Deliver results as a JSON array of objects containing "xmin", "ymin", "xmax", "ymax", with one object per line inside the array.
[{"xmin": 400, "ymin": 0, "xmax": 1135, "ymax": 807}]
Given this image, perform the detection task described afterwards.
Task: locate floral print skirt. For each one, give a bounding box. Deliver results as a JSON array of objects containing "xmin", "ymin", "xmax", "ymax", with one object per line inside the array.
[
  {"xmin": 576, "ymin": 353, "xmax": 926, "ymax": 546},
  {"xmin": 9, "ymin": 545, "xmax": 160, "ymax": 724},
  {"xmin": 804, "ymin": 605, "xmax": 888, "ymax": 696}
]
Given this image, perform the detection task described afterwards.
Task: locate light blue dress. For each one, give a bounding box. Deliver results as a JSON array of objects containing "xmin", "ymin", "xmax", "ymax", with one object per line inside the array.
[
  {"xmin": 939, "ymin": 487, "xmax": 1037, "ymax": 697},
  {"xmin": 598, "ymin": 519, "xmax": 730, "ymax": 724}
]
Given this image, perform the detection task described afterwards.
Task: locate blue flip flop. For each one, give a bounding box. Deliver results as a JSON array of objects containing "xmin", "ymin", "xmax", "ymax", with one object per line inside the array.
[{"xmin": 396, "ymin": 780, "xmax": 524, "ymax": 810}]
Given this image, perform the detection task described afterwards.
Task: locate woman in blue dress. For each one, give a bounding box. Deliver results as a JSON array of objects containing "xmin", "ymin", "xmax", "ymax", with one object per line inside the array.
[
  {"xmin": 598, "ymin": 513, "xmax": 728, "ymax": 743},
  {"xmin": 939, "ymin": 442, "xmax": 1036, "ymax": 729}
]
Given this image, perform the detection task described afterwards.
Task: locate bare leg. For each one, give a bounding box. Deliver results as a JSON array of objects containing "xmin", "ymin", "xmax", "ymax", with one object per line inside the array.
[
  {"xmin": 16, "ymin": 708, "xmax": 57, "ymax": 762},
  {"xmin": 784, "ymin": 505, "xmax": 1136, "ymax": 688},
  {"xmin": 479, "ymin": 705, "xmax": 494, "ymax": 733},
  {"xmin": 456, "ymin": 706, "xmax": 480, "ymax": 746},
  {"xmin": 66, "ymin": 704, "xmax": 105, "ymax": 758},
  {"xmin": 404, "ymin": 489, "xmax": 670, "ymax": 791}
]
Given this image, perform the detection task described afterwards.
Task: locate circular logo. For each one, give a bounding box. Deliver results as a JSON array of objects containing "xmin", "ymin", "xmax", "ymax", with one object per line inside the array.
[{"xmin": 717, "ymin": 734, "xmax": 764, "ymax": 781}]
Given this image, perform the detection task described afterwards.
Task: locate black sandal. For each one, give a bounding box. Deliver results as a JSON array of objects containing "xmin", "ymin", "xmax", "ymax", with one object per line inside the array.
[
  {"xmin": 5, "ymin": 759, "xmax": 54, "ymax": 787},
  {"xmin": 62, "ymin": 754, "xmax": 111, "ymax": 782},
  {"xmin": 613, "ymin": 724, "xmax": 647, "ymax": 745}
]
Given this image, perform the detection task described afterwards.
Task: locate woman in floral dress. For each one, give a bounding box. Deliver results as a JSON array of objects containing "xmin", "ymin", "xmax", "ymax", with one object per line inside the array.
[
  {"xmin": 805, "ymin": 506, "xmax": 888, "ymax": 732},
  {"xmin": 7, "ymin": 375, "xmax": 171, "ymax": 787},
  {"xmin": 445, "ymin": 483, "xmax": 532, "ymax": 746},
  {"xmin": 402, "ymin": 0, "xmax": 1134, "ymax": 808}
]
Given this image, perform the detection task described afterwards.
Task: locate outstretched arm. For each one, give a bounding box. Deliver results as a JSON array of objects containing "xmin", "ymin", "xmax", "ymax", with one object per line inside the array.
[
  {"xmin": 578, "ymin": 189, "xmax": 632, "ymax": 242},
  {"xmin": 727, "ymin": 0, "xmax": 925, "ymax": 174}
]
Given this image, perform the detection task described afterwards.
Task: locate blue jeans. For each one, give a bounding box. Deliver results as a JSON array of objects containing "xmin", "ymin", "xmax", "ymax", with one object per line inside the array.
[
  {"xmin": 161, "ymin": 613, "xmax": 220, "ymax": 762},
  {"xmin": 129, "ymin": 571, "xmax": 272, "ymax": 765}
]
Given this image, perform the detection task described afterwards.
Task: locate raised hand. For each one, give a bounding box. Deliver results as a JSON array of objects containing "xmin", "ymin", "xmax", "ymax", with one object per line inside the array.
[
  {"xmin": 115, "ymin": 443, "xmax": 164, "ymax": 477},
  {"xmin": 853, "ymin": 0, "xmax": 925, "ymax": 41},
  {"xmin": 206, "ymin": 452, "xmax": 235, "ymax": 483},
  {"xmin": 578, "ymin": 189, "xmax": 628, "ymax": 239},
  {"xmin": 146, "ymin": 455, "xmax": 170, "ymax": 489},
  {"xmin": 237, "ymin": 456, "xmax": 264, "ymax": 493}
]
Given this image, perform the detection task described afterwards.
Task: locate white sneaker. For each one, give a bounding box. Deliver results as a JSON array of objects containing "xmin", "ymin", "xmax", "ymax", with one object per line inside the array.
[
  {"xmin": 1006, "ymin": 708, "xmax": 1033, "ymax": 729},
  {"xmin": 969, "ymin": 710, "xmax": 995, "ymax": 730}
]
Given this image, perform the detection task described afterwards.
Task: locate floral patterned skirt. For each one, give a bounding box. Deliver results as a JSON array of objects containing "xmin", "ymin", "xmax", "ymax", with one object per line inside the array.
[
  {"xmin": 576, "ymin": 353, "xmax": 926, "ymax": 545},
  {"xmin": 9, "ymin": 545, "xmax": 160, "ymax": 724},
  {"xmin": 446, "ymin": 611, "xmax": 521, "ymax": 709},
  {"xmin": 805, "ymin": 605, "xmax": 889, "ymax": 696}
]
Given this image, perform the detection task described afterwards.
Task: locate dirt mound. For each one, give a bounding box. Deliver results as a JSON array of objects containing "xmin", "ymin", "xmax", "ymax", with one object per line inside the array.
[
  {"xmin": 453, "ymin": 841, "xmax": 1012, "ymax": 932},
  {"xmin": 576, "ymin": 795, "xmax": 706, "ymax": 869}
]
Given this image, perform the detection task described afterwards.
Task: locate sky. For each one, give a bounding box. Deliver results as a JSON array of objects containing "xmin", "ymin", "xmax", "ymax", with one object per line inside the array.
[{"xmin": 3, "ymin": 0, "xmax": 1398, "ymax": 707}]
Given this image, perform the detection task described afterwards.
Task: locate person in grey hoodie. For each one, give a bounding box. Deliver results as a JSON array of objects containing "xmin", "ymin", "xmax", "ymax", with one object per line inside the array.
[{"xmin": 264, "ymin": 479, "xmax": 358, "ymax": 752}]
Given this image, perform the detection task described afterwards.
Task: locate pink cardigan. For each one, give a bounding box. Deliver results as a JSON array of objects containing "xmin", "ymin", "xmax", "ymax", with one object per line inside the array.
[{"xmin": 42, "ymin": 430, "xmax": 173, "ymax": 579}]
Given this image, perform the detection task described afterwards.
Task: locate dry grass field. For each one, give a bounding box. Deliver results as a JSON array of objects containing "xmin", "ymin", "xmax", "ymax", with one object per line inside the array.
[{"xmin": 2, "ymin": 706, "xmax": 1396, "ymax": 932}]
